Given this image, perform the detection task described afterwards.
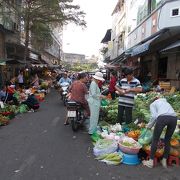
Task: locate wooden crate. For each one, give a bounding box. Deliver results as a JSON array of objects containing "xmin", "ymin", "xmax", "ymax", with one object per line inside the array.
[{"xmin": 159, "ymin": 81, "xmax": 171, "ymax": 91}]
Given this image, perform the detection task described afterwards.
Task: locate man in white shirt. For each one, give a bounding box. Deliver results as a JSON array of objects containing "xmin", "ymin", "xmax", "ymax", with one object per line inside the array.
[{"xmin": 143, "ymin": 96, "xmax": 177, "ymax": 168}]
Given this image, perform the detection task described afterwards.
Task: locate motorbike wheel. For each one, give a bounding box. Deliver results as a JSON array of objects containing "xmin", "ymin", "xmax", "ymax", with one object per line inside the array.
[{"xmin": 71, "ymin": 117, "xmax": 79, "ymax": 132}]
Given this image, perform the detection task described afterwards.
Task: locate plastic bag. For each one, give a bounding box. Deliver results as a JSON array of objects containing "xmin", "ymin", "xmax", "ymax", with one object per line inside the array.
[
  {"xmin": 101, "ymin": 99, "xmax": 108, "ymax": 106},
  {"xmin": 91, "ymin": 132, "xmax": 101, "ymax": 142},
  {"xmin": 138, "ymin": 128, "xmax": 153, "ymax": 145},
  {"xmin": 93, "ymin": 139, "xmax": 118, "ymax": 156}
]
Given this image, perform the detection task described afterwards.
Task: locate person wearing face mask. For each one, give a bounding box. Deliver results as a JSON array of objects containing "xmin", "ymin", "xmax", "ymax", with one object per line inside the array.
[{"xmin": 87, "ymin": 72, "xmax": 106, "ymax": 135}]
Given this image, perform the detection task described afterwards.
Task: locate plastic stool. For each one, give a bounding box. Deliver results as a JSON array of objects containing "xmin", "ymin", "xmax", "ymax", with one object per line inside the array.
[
  {"xmin": 168, "ymin": 155, "xmax": 180, "ymax": 166},
  {"xmin": 146, "ymin": 155, "xmax": 158, "ymax": 166}
]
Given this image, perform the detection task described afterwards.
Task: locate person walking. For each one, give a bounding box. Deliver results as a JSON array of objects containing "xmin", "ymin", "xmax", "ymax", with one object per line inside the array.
[
  {"xmin": 88, "ymin": 72, "xmax": 106, "ymax": 135},
  {"xmin": 108, "ymin": 71, "xmax": 117, "ymax": 100},
  {"xmin": 17, "ymin": 70, "xmax": 24, "ymax": 88},
  {"xmin": 143, "ymin": 96, "xmax": 177, "ymax": 168},
  {"xmin": 115, "ymin": 68, "xmax": 142, "ymax": 125},
  {"xmin": 31, "ymin": 74, "xmax": 39, "ymax": 88}
]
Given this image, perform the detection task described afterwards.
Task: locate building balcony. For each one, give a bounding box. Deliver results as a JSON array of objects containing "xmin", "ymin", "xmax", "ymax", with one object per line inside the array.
[{"xmin": 125, "ymin": 0, "xmax": 180, "ymax": 50}]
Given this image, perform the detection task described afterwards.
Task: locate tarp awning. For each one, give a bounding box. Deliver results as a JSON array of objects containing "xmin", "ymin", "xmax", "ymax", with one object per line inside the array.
[
  {"xmin": 125, "ymin": 28, "xmax": 169, "ymax": 57},
  {"xmin": 161, "ymin": 40, "xmax": 180, "ymax": 52},
  {"xmin": 104, "ymin": 64, "xmax": 120, "ymax": 69},
  {"xmin": 109, "ymin": 52, "xmax": 126, "ymax": 65},
  {"xmin": 0, "ymin": 58, "xmax": 25, "ymax": 65},
  {"xmin": 131, "ymin": 35, "xmax": 160, "ymax": 56},
  {"xmin": 101, "ymin": 29, "xmax": 111, "ymax": 43}
]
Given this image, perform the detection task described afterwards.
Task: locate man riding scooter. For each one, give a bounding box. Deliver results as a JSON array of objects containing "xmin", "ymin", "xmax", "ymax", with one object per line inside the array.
[
  {"xmin": 64, "ymin": 73, "xmax": 89, "ymax": 125},
  {"xmin": 58, "ymin": 72, "xmax": 72, "ymax": 102}
]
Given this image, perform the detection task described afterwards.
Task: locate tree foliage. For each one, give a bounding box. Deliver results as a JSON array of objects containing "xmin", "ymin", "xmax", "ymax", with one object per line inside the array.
[
  {"xmin": 2, "ymin": 0, "xmax": 86, "ymax": 62},
  {"xmin": 30, "ymin": 22, "xmax": 53, "ymax": 51},
  {"xmin": 65, "ymin": 62, "xmax": 98, "ymax": 72}
]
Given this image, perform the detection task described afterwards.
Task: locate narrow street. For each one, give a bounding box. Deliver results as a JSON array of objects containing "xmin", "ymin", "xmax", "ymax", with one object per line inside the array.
[{"xmin": 0, "ymin": 89, "xmax": 179, "ymax": 180}]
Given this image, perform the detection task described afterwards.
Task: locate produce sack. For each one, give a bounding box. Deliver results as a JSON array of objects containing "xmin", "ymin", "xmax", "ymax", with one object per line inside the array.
[
  {"xmin": 138, "ymin": 128, "xmax": 153, "ymax": 145},
  {"xmin": 93, "ymin": 139, "xmax": 118, "ymax": 156},
  {"xmin": 19, "ymin": 104, "xmax": 28, "ymax": 113}
]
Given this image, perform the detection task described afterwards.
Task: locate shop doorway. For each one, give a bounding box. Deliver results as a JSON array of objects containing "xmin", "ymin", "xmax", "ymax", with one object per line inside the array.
[{"xmin": 158, "ymin": 57, "xmax": 167, "ymax": 79}]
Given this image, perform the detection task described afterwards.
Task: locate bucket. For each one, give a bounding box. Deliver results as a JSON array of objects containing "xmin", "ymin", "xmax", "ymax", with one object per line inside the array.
[{"xmin": 118, "ymin": 151, "xmax": 140, "ymax": 165}]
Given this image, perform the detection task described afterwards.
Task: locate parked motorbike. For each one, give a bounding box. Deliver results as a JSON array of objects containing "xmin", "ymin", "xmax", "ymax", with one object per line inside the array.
[{"xmin": 66, "ymin": 101, "xmax": 85, "ymax": 132}]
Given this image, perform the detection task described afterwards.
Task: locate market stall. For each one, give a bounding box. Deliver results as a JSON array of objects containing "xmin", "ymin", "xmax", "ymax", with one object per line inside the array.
[
  {"xmin": 91, "ymin": 92, "xmax": 180, "ymax": 167},
  {"xmin": 0, "ymin": 79, "xmax": 51, "ymax": 126}
]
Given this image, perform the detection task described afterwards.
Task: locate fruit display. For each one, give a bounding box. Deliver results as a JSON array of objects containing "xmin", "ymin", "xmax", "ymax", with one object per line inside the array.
[
  {"xmin": 170, "ymin": 147, "xmax": 179, "ymax": 157},
  {"xmin": 143, "ymin": 140, "xmax": 164, "ymax": 158},
  {"xmin": 0, "ymin": 115, "xmax": 9, "ymax": 126},
  {"xmin": 127, "ymin": 130, "xmax": 141, "ymax": 140},
  {"xmin": 170, "ymin": 139, "xmax": 180, "ymax": 148}
]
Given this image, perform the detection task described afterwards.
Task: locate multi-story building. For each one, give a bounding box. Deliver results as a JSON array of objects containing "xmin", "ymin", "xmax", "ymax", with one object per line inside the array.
[
  {"xmin": 101, "ymin": 29, "xmax": 112, "ymax": 63},
  {"xmin": 41, "ymin": 28, "xmax": 63, "ymax": 67},
  {"xmin": 63, "ymin": 53, "xmax": 85, "ymax": 65},
  {"xmin": 0, "ymin": 0, "xmax": 23, "ymax": 86},
  {"xmin": 109, "ymin": 0, "xmax": 180, "ymax": 88}
]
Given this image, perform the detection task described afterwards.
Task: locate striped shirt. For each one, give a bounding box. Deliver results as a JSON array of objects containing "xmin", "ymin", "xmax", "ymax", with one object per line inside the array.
[{"xmin": 117, "ymin": 77, "xmax": 141, "ymax": 107}]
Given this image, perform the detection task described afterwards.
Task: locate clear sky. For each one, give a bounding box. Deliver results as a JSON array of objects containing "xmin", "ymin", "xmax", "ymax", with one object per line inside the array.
[{"xmin": 63, "ymin": 0, "xmax": 118, "ymax": 57}]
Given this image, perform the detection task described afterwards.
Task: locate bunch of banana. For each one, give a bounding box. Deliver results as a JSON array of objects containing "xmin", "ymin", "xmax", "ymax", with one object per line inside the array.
[{"xmin": 96, "ymin": 152, "xmax": 122, "ymax": 165}]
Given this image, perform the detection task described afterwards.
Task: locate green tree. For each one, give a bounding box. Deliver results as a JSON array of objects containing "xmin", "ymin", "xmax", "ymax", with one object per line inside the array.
[
  {"xmin": 30, "ymin": 22, "xmax": 53, "ymax": 51},
  {"xmin": 70, "ymin": 63, "xmax": 98, "ymax": 72},
  {"xmin": 3, "ymin": 0, "xmax": 86, "ymax": 64}
]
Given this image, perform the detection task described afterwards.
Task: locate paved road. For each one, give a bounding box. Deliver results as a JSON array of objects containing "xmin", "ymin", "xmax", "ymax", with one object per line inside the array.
[{"xmin": 0, "ymin": 89, "xmax": 179, "ymax": 180}]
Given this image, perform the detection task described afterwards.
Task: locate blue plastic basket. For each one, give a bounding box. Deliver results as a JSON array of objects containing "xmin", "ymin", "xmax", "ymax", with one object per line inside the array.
[{"xmin": 118, "ymin": 151, "xmax": 140, "ymax": 165}]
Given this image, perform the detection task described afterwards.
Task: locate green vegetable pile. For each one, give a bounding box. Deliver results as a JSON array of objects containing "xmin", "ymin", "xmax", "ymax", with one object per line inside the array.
[
  {"xmin": 101, "ymin": 92, "xmax": 180, "ymax": 124},
  {"xmin": 165, "ymin": 92, "xmax": 180, "ymax": 117},
  {"xmin": 0, "ymin": 105, "xmax": 18, "ymax": 114},
  {"xmin": 101, "ymin": 100, "xmax": 118, "ymax": 124},
  {"xmin": 133, "ymin": 92, "xmax": 180, "ymax": 122}
]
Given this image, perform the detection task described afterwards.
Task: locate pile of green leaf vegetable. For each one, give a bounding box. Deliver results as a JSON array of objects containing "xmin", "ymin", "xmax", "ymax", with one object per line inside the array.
[{"xmin": 101, "ymin": 92, "xmax": 180, "ymax": 124}]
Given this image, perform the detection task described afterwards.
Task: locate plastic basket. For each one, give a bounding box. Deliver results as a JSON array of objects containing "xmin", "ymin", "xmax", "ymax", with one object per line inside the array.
[
  {"xmin": 119, "ymin": 141, "xmax": 142, "ymax": 154},
  {"xmin": 119, "ymin": 151, "xmax": 140, "ymax": 165}
]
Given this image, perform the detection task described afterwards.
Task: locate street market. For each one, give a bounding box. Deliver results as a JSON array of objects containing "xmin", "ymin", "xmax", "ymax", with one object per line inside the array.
[{"xmin": 0, "ymin": 0, "xmax": 180, "ymax": 179}]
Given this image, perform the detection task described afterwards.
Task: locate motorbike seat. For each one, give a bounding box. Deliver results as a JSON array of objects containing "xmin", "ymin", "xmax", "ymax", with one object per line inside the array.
[{"xmin": 67, "ymin": 101, "xmax": 82, "ymax": 108}]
